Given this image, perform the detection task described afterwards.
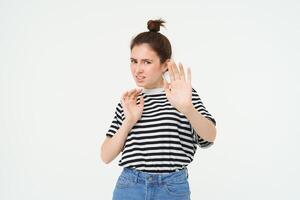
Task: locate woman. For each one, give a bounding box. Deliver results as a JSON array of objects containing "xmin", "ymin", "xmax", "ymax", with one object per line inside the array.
[{"xmin": 101, "ymin": 18, "xmax": 217, "ymax": 200}]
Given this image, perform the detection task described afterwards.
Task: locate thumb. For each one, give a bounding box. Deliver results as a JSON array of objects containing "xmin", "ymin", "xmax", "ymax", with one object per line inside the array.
[
  {"xmin": 163, "ymin": 79, "xmax": 171, "ymax": 95},
  {"xmin": 163, "ymin": 79, "xmax": 169, "ymax": 90}
]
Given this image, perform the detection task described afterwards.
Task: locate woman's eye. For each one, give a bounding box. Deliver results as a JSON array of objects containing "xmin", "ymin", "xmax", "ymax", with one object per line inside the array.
[{"xmin": 130, "ymin": 60, "xmax": 150, "ymax": 64}]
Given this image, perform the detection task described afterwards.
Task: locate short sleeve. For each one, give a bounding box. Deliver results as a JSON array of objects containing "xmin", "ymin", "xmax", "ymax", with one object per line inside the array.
[
  {"xmin": 106, "ymin": 102, "xmax": 124, "ymax": 137},
  {"xmin": 191, "ymin": 87, "xmax": 216, "ymax": 148}
]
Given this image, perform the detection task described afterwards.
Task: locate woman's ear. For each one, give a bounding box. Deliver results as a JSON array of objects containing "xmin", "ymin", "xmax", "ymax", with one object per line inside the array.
[
  {"xmin": 165, "ymin": 58, "xmax": 171, "ymax": 65},
  {"xmin": 163, "ymin": 59, "xmax": 171, "ymax": 72}
]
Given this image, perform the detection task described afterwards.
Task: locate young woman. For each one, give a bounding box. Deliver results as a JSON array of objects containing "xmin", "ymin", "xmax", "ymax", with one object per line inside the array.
[{"xmin": 101, "ymin": 19, "xmax": 217, "ymax": 200}]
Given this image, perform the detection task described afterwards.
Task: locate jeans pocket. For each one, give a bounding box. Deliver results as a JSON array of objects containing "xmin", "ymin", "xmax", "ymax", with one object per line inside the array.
[
  {"xmin": 115, "ymin": 174, "xmax": 136, "ymax": 189},
  {"xmin": 164, "ymin": 180, "xmax": 191, "ymax": 196}
]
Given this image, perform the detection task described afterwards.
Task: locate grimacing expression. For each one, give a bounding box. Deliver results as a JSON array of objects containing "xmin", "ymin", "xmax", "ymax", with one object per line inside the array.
[{"xmin": 130, "ymin": 43, "xmax": 168, "ymax": 89}]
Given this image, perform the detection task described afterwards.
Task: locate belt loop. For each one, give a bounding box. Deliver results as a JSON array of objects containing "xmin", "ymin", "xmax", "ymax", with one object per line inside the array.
[
  {"xmin": 135, "ymin": 169, "xmax": 139, "ymax": 183},
  {"xmin": 158, "ymin": 175, "xmax": 162, "ymax": 186},
  {"xmin": 186, "ymin": 167, "xmax": 189, "ymax": 178}
]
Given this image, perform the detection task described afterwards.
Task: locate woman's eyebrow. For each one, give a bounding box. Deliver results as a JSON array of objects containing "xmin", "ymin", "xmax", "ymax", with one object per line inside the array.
[{"xmin": 130, "ymin": 58, "xmax": 153, "ymax": 61}]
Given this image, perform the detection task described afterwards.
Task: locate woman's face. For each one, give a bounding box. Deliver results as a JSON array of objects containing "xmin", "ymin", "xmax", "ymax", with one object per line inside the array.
[{"xmin": 130, "ymin": 43, "xmax": 168, "ymax": 89}]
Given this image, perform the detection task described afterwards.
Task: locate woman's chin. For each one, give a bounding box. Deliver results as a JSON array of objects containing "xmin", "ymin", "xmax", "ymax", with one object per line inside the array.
[{"xmin": 136, "ymin": 82, "xmax": 145, "ymax": 86}]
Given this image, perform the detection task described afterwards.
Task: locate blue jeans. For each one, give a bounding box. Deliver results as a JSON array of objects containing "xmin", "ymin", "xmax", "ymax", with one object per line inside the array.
[{"xmin": 112, "ymin": 167, "xmax": 191, "ymax": 200}]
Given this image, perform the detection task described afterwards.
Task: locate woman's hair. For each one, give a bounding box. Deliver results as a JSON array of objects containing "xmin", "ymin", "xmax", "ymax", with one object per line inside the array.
[{"xmin": 130, "ymin": 18, "xmax": 172, "ymax": 64}]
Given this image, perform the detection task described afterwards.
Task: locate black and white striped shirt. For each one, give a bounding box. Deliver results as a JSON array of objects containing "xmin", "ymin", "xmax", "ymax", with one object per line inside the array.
[{"xmin": 106, "ymin": 87, "xmax": 216, "ymax": 173}]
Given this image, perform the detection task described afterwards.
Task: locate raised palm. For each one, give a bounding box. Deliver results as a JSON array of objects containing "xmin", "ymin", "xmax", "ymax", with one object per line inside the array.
[{"xmin": 163, "ymin": 60, "xmax": 193, "ymax": 114}]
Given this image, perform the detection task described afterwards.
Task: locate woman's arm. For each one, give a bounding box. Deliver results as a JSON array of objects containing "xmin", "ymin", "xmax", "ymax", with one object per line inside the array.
[
  {"xmin": 100, "ymin": 118, "xmax": 135, "ymax": 164},
  {"xmin": 182, "ymin": 105, "xmax": 217, "ymax": 142}
]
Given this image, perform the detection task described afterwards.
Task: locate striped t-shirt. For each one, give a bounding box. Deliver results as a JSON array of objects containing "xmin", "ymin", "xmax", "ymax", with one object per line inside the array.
[{"xmin": 106, "ymin": 87, "xmax": 216, "ymax": 173}]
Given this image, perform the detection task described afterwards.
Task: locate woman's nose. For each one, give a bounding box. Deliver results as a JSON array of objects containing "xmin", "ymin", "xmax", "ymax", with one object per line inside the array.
[{"xmin": 136, "ymin": 64, "xmax": 144, "ymax": 73}]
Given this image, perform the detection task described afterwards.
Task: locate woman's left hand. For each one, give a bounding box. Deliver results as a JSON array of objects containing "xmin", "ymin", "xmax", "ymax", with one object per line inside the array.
[{"xmin": 163, "ymin": 60, "xmax": 193, "ymax": 114}]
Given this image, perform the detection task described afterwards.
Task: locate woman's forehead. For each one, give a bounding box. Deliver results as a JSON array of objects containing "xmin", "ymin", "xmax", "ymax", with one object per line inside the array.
[{"xmin": 131, "ymin": 44, "xmax": 159, "ymax": 59}]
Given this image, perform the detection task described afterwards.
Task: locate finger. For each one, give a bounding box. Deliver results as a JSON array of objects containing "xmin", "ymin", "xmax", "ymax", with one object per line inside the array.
[
  {"xmin": 179, "ymin": 62, "xmax": 186, "ymax": 81},
  {"xmin": 122, "ymin": 91, "xmax": 128, "ymax": 99},
  {"xmin": 129, "ymin": 88, "xmax": 137, "ymax": 99},
  {"xmin": 163, "ymin": 78, "xmax": 171, "ymax": 93},
  {"xmin": 121, "ymin": 91, "xmax": 129, "ymax": 103},
  {"xmin": 167, "ymin": 60, "xmax": 175, "ymax": 82},
  {"xmin": 134, "ymin": 88, "xmax": 142, "ymax": 96},
  {"xmin": 132, "ymin": 88, "xmax": 141, "ymax": 100},
  {"xmin": 187, "ymin": 67, "xmax": 192, "ymax": 84},
  {"xmin": 172, "ymin": 61, "xmax": 181, "ymax": 80},
  {"xmin": 163, "ymin": 78, "xmax": 169, "ymax": 91},
  {"xmin": 128, "ymin": 89, "xmax": 136, "ymax": 100},
  {"xmin": 163, "ymin": 79, "xmax": 171, "ymax": 97}
]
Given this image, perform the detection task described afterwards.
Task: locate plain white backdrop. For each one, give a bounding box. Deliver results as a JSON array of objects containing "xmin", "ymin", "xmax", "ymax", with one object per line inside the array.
[{"xmin": 1, "ymin": 0, "xmax": 299, "ymax": 199}]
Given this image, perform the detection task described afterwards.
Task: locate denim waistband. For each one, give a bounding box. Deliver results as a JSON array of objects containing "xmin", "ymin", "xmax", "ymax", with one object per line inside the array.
[{"xmin": 120, "ymin": 167, "xmax": 189, "ymax": 185}]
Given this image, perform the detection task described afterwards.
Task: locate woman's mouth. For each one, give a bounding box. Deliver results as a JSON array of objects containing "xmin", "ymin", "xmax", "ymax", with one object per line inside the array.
[{"xmin": 136, "ymin": 76, "xmax": 145, "ymax": 82}]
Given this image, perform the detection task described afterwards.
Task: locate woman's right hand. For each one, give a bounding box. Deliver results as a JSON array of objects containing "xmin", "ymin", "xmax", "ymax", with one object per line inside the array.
[{"xmin": 121, "ymin": 88, "xmax": 144, "ymax": 125}]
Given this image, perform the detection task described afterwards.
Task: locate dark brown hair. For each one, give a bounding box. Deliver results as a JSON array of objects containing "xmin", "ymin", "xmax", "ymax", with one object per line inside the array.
[{"xmin": 130, "ymin": 18, "xmax": 172, "ymax": 64}]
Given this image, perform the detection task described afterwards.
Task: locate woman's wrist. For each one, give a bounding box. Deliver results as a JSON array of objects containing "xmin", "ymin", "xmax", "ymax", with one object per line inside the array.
[{"xmin": 123, "ymin": 118, "xmax": 136, "ymax": 129}]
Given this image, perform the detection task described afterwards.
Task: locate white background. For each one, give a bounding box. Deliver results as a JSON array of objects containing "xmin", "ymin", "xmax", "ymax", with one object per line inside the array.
[{"xmin": 1, "ymin": 0, "xmax": 299, "ymax": 199}]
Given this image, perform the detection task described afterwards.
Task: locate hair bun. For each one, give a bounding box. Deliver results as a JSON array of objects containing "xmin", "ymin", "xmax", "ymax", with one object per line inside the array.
[{"xmin": 147, "ymin": 19, "xmax": 166, "ymax": 32}]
